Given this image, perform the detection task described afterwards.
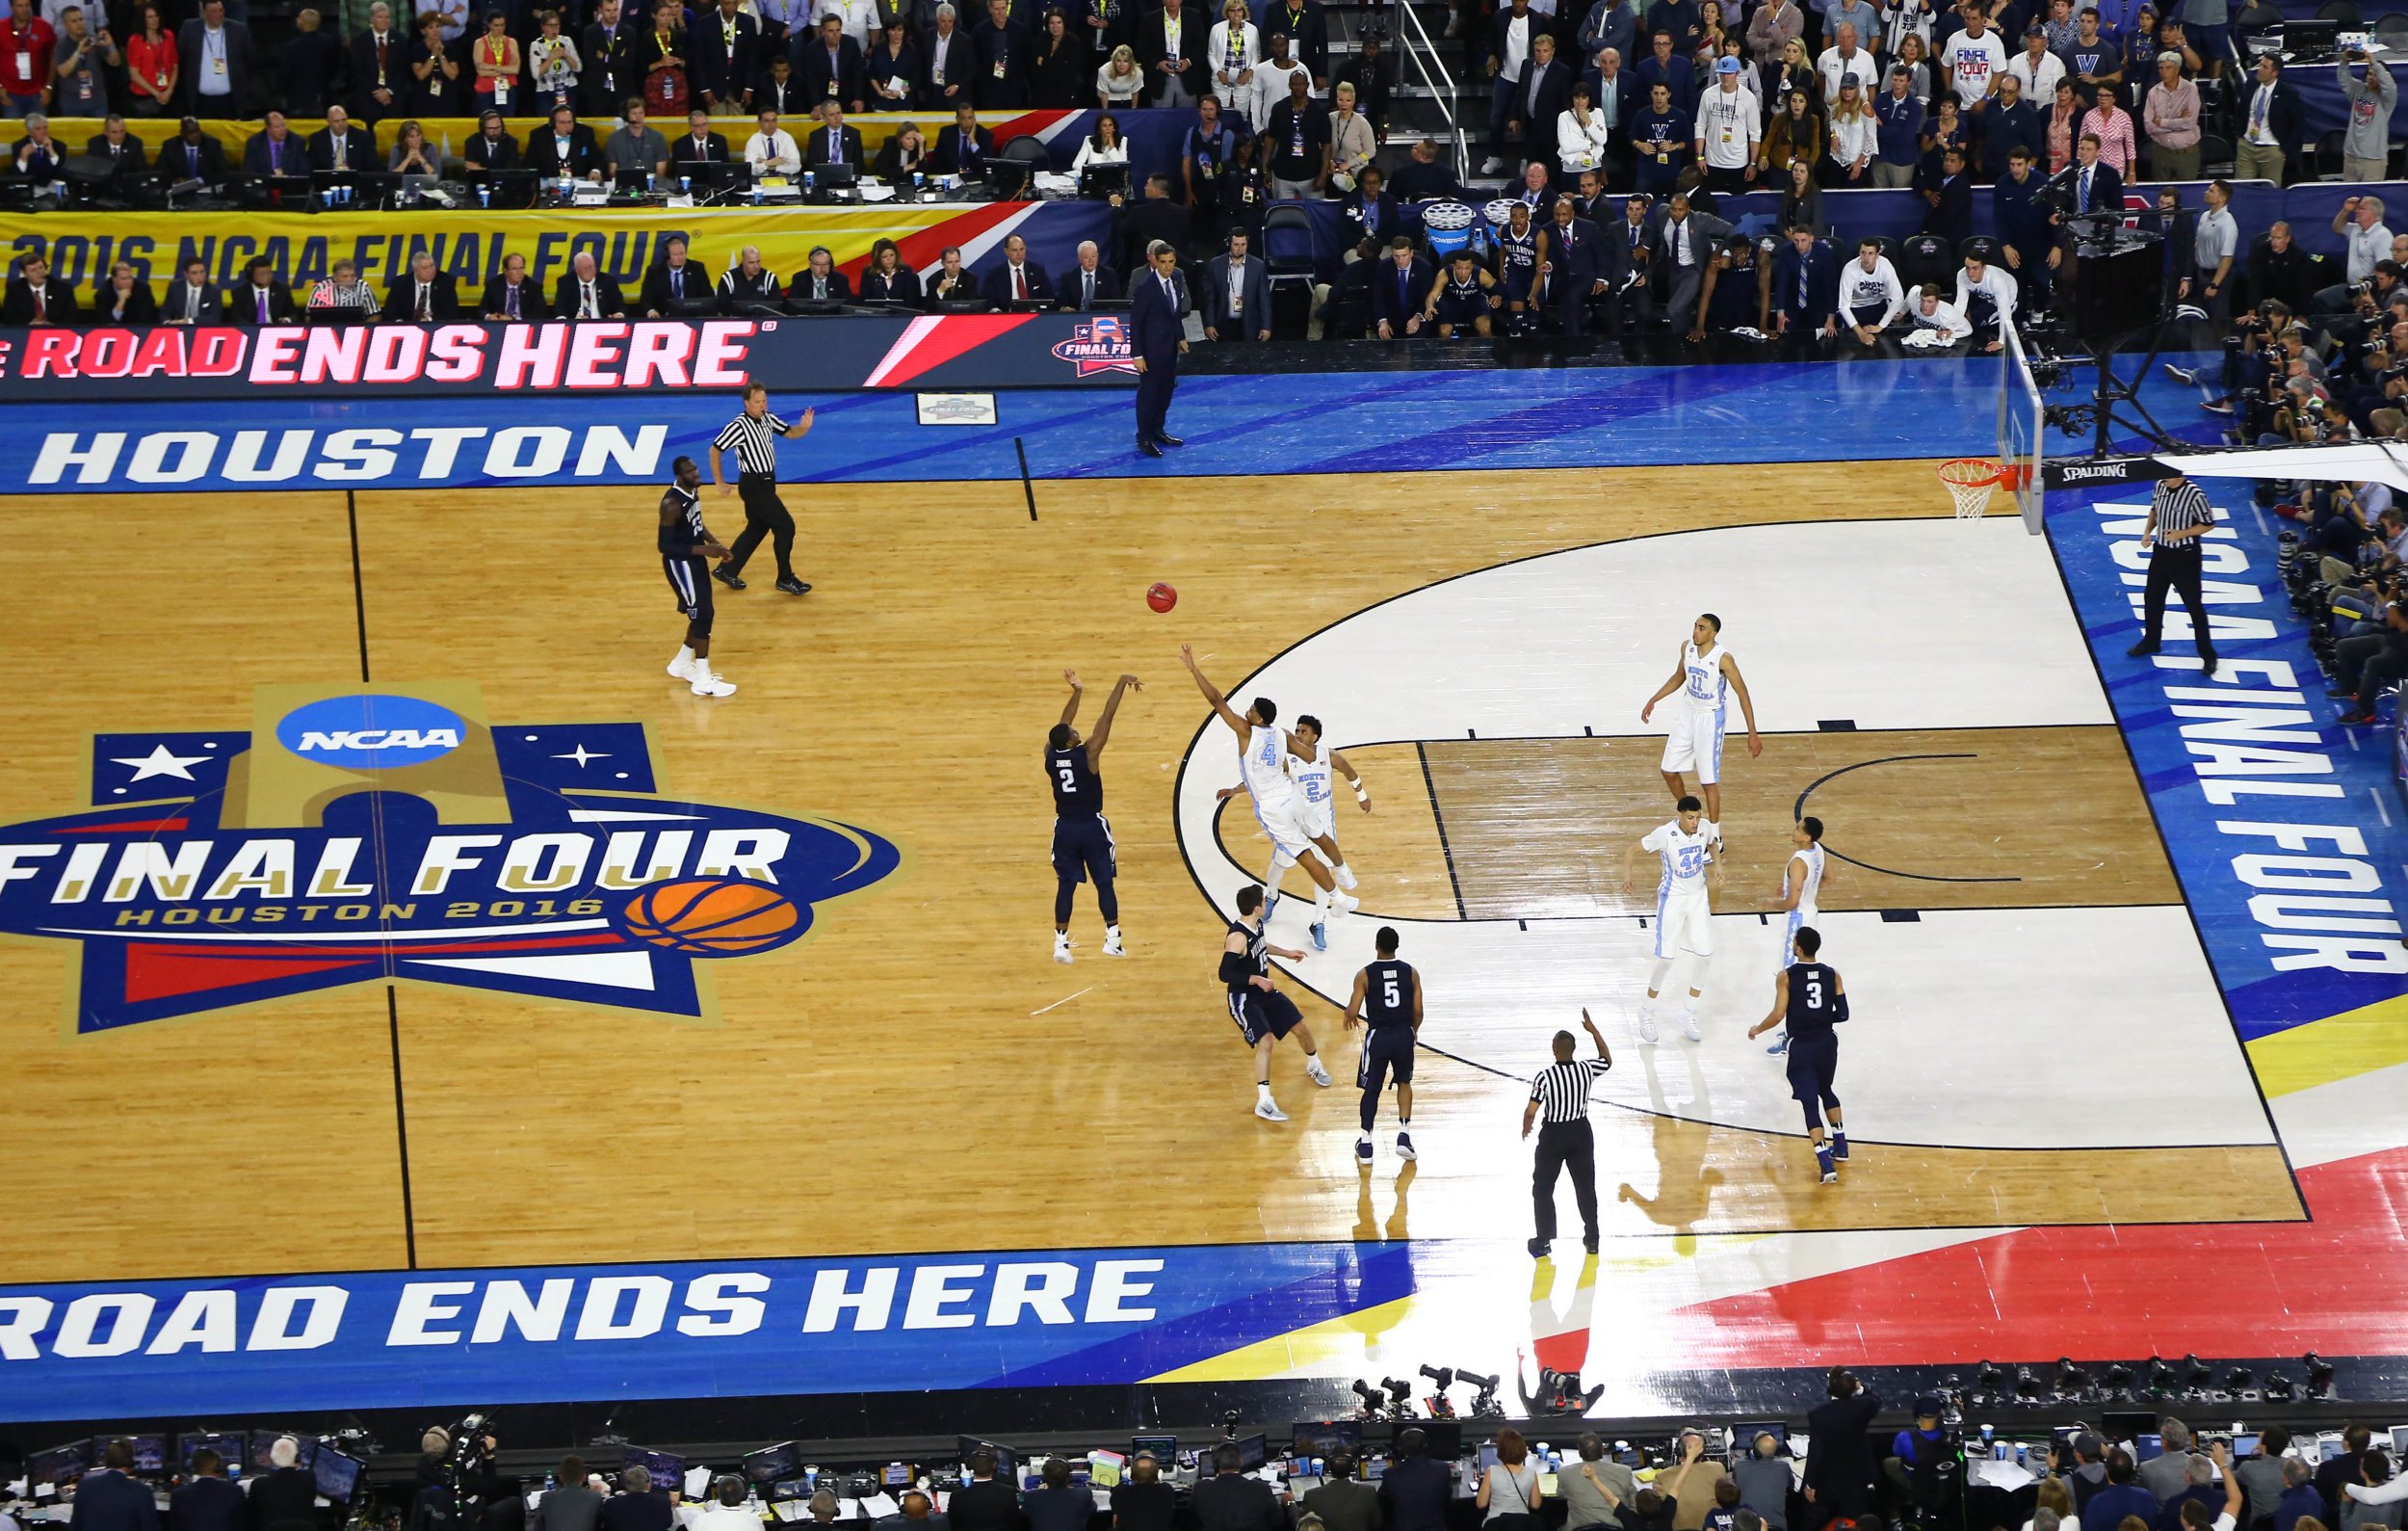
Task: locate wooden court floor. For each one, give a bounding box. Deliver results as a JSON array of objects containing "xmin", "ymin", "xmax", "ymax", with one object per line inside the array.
[{"xmin": 0, "ymin": 461, "xmax": 2296, "ymax": 1287}]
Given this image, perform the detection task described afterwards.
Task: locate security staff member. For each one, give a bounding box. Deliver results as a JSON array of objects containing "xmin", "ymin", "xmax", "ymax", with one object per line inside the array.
[
  {"xmin": 2126, "ymin": 464, "xmax": 2216, "ymax": 675},
  {"xmin": 709, "ymin": 382, "xmax": 815, "ymax": 595},
  {"xmin": 1522, "ymin": 1008, "xmax": 1611, "ymax": 1256}
]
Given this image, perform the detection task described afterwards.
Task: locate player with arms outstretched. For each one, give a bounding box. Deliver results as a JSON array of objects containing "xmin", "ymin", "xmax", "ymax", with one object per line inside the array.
[
  {"xmin": 659, "ymin": 455, "xmax": 738, "ymax": 698},
  {"xmin": 1639, "ymin": 613, "xmax": 1762, "ymax": 838},
  {"xmin": 1049, "ymin": 669, "xmax": 1142, "ymax": 964},
  {"xmin": 1221, "ymin": 883, "xmax": 1333, "ymax": 1122},
  {"xmin": 1620, "ymin": 794, "xmax": 1721, "ymax": 1043},
  {"xmin": 1343, "ymin": 924, "xmax": 1420, "ymax": 1164},
  {"xmin": 1746, "ymin": 924, "xmax": 1848, "ymax": 1182},
  {"xmin": 1215, "ymin": 711, "xmax": 1371, "ymax": 950},
  {"xmin": 1762, "ymin": 815, "xmax": 1830, "ymax": 1055},
  {"xmin": 1184, "ymin": 646, "xmax": 1359, "ymax": 937}
]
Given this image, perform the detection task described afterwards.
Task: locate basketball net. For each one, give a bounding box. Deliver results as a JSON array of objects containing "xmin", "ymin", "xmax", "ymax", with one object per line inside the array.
[{"xmin": 1938, "ymin": 458, "xmax": 2012, "ymax": 519}]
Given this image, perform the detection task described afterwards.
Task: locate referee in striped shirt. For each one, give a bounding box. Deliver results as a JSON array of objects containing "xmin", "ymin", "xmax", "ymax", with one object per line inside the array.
[
  {"xmin": 710, "ymin": 383, "xmax": 816, "ymax": 596},
  {"xmin": 2126, "ymin": 464, "xmax": 2217, "ymax": 676},
  {"xmin": 1522, "ymin": 1008, "xmax": 1612, "ymax": 1257}
]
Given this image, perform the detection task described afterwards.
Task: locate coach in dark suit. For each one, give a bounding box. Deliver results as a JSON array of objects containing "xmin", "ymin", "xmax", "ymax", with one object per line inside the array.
[
  {"xmin": 554, "ymin": 252, "xmax": 628, "ymax": 318},
  {"xmin": 1199, "ymin": 235, "xmax": 1269, "ymax": 341},
  {"xmin": 802, "ymin": 114, "xmax": 866, "ymax": 171},
  {"xmin": 381, "ymin": 252, "xmax": 462, "ymax": 321},
  {"xmin": 1057, "ymin": 245, "xmax": 1123, "ymax": 308},
  {"xmin": 1369, "ymin": 237, "xmax": 1433, "ymax": 337},
  {"xmin": 70, "ymin": 1444, "xmax": 157, "ymax": 1531},
  {"xmin": 1130, "ymin": 241, "xmax": 1189, "ymax": 456},
  {"xmin": 1536, "ymin": 196, "xmax": 1604, "ymax": 331},
  {"xmin": 1768, "ymin": 226, "xmax": 1840, "ymax": 352}
]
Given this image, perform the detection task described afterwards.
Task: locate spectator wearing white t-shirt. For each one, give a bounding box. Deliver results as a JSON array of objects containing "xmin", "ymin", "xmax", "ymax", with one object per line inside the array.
[
  {"xmin": 1902, "ymin": 284, "xmax": 1972, "ymax": 345},
  {"xmin": 1837, "ymin": 237, "xmax": 1903, "ymax": 348},
  {"xmin": 1942, "ymin": 8, "xmax": 2005, "ymax": 110}
]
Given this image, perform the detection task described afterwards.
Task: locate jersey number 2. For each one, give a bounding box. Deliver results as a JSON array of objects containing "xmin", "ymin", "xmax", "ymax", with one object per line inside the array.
[{"xmin": 1056, "ymin": 763, "xmax": 1078, "ymax": 792}]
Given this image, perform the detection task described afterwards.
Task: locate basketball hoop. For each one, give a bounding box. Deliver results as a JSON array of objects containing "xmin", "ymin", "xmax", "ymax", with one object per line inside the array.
[{"xmin": 1939, "ymin": 458, "xmax": 2015, "ymax": 519}]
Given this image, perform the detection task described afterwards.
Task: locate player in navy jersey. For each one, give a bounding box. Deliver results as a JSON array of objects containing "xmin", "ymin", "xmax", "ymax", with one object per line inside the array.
[
  {"xmin": 1747, "ymin": 924, "xmax": 1849, "ymax": 1182},
  {"xmin": 1050, "ymin": 670, "xmax": 1142, "ymax": 964},
  {"xmin": 1221, "ymin": 882, "xmax": 1332, "ymax": 1122},
  {"xmin": 658, "ymin": 456, "xmax": 737, "ymax": 699},
  {"xmin": 1343, "ymin": 925, "xmax": 1422, "ymax": 1163}
]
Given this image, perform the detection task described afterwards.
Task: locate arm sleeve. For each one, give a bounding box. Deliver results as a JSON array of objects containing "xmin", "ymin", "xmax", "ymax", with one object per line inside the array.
[
  {"xmin": 1217, "ymin": 950, "xmax": 1251, "ymax": 984},
  {"xmin": 1831, "ymin": 990, "xmax": 1850, "ymax": 1021}
]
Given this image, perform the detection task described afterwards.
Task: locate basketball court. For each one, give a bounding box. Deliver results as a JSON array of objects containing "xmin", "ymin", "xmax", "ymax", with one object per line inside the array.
[{"xmin": 4, "ymin": 347, "xmax": 2406, "ymax": 1426}]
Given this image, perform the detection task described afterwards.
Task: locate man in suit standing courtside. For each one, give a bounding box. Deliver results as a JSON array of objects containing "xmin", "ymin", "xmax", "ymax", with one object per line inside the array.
[{"xmin": 1132, "ymin": 239, "xmax": 1190, "ymax": 459}]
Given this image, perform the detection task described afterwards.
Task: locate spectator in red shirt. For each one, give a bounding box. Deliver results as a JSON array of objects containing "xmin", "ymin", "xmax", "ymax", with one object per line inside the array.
[{"xmin": 1, "ymin": 0, "xmax": 58, "ymax": 117}]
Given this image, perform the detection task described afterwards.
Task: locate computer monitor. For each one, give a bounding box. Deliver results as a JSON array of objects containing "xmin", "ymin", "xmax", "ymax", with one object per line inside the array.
[
  {"xmin": 957, "ymin": 1437, "xmax": 1019, "ymax": 1482},
  {"xmin": 27, "ymin": 1441, "xmax": 91, "ymax": 1488},
  {"xmin": 2285, "ymin": 16, "xmax": 2339, "ymax": 52},
  {"xmin": 1733, "ymin": 1424, "xmax": 1788, "ymax": 1457},
  {"xmin": 1479, "ymin": 1443, "xmax": 1500, "ymax": 1474},
  {"xmin": 2393, "ymin": 1427, "xmax": 2408, "ymax": 1457},
  {"xmin": 1235, "ymin": 1436, "xmax": 1268, "ymax": 1471},
  {"xmin": 90, "ymin": 1436, "xmax": 167, "ymax": 1478},
  {"xmin": 249, "ymin": 1433, "xmax": 318, "ymax": 1472},
  {"xmin": 179, "ymin": 1433, "xmax": 249, "ymax": 1474},
  {"xmin": 314, "ymin": 1448, "xmax": 366, "ymax": 1503},
  {"xmin": 744, "ymin": 1443, "xmax": 803, "ymax": 1486},
  {"xmin": 2136, "ymin": 1436, "xmax": 2164, "ymax": 1463},
  {"xmin": 1414, "ymin": 1422, "xmax": 1465, "ymax": 1462},
  {"xmin": 768, "ymin": 1480, "xmax": 812, "ymax": 1504},
  {"xmin": 808, "ymin": 162, "xmax": 859, "ymax": 189},
  {"xmin": 2320, "ymin": 1438, "xmax": 2346, "ymax": 1462},
  {"xmin": 1130, "ymin": 1436, "xmax": 1176, "ymax": 1465},
  {"xmin": 1293, "ymin": 1422, "xmax": 1364, "ymax": 1462},
  {"xmin": 625, "ymin": 1448, "xmax": 686, "ymax": 1493},
  {"xmin": 2234, "ymin": 1436, "xmax": 2262, "ymax": 1460},
  {"xmin": 1081, "ymin": 162, "xmax": 1130, "ymax": 198}
]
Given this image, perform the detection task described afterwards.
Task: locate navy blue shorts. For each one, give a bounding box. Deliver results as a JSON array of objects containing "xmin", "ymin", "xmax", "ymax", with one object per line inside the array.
[
  {"xmin": 1785, "ymin": 1033, "xmax": 1839, "ymax": 1103},
  {"xmin": 1229, "ymin": 988, "xmax": 1302, "ymax": 1045},
  {"xmin": 1358, "ymin": 1025, "xmax": 1415, "ymax": 1090},
  {"xmin": 1051, "ymin": 813, "xmax": 1115, "ymax": 884},
  {"xmin": 1435, "ymin": 292, "xmax": 1492, "ymax": 329}
]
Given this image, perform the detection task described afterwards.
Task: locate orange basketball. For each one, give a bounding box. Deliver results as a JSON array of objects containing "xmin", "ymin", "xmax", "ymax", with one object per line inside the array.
[
  {"xmin": 1147, "ymin": 582, "xmax": 1177, "ymax": 613},
  {"xmin": 618, "ymin": 877, "xmax": 803, "ymax": 955}
]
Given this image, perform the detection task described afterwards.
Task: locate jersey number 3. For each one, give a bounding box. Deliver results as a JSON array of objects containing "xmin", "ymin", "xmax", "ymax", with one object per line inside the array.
[{"xmin": 1805, "ymin": 977, "xmax": 1823, "ymax": 1010}]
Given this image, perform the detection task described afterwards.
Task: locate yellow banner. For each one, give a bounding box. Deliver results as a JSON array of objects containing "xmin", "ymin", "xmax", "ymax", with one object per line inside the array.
[
  {"xmin": 10, "ymin": 201, "xmax": 1055, "ymax": 298},
  {"xmin": 32, "ymin": 111, "xmax": 1017, "ymax": 163}
]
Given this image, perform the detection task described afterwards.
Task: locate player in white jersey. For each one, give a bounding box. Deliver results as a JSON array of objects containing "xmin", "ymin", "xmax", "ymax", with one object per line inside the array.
[
  {"xmin": 1639, "ymin": 613, "xmax": 1762, "ymax": 840},
  {"xmin": 1762, "ymin": 815, "xmax": 1830, "ymax": 1054},
  {"xmin": 1619, "ymin": 794, "xmax": 1721, "ymax": 1042},
  {"xmin": 1217, "ymin": 712, "xmax": 1372, "ymax": 951},
  {"xmin": 1184, "ymin": 646, "xmax": 1360, "ymax": 936}
]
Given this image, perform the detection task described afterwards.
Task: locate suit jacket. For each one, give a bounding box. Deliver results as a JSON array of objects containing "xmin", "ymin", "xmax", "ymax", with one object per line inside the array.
[
  {"xmin": 481, "ymin": 273, "xmax": 544, "ymax": 316},
  {"xmin": 788, "ymin": 268, "xmax": 854, "ymax": 303},
  {"xmin": 1370, "ymin": 254, "xmax": 1433, "ymax": 328},
  {"xmin": 802, "ymin": 121, "xmax": 866, "ymax": 171},
  {"xmin": 1923, "ymin": 168, "xmax": 1974, "ymax": 247},
  {"xmin": 85, "ymin": 133, "xmax": 148, "ymax": 174},
  {"xmin": 157, "ymin": 132, "xmax": 228, "ymax": 182},
  {"xmin": 2059, "ymin": 158, "xmax": 2121, "ymax": 217},
  {"xmin": 162, "ymin": 277, "xmax": 225, "ymax": 323},
  {"xmin": 1603, "ymin": 213, "xmax": 1652, "ymax": 285},
  {"xmin": 2241, "ymin": 75, "xmax": 2302, "ymax": 154},
  {"xmin": 1338, "ymin": 187, "xmax": 1400, "ymax": 249},
  {"xmin": 1199, "ymin": 251, "xmax": 1269, "ymax": 335},
  {"xmin": 350, "ymin": 26, "xmax": 407, "ymax": 112},
  {"xmin": 1769, "ymin": 238, "xmax": 1840, "ymax": 323},
  {"xmin": 553, "ymin": 272, "xmax": 629, "ymax": 317},
  {"xmin": 946, "ymin": 1480, "xmax": 1022, "ymax": 1531},
  {"xmin": 381, "ymin": 273, "xmax": 462, "ymax": 321},
  {"xmin": 1803, "ymin": 1389, "xmax": 1883, "ymax": 1506},
  {"xmin": 579, "ymin": 19, "xmax": 633, "ymax": 112},
  {"xmin": 1130, "ymin": 263, "xmax": 1189, "ymax": 361},
  {"xmin": 525, "ymin": 122, "xmax": 603, "ymax": 177},
  {"xmin": 670, "ymin": 129, "xmax": 732, "ymax": 166},
  {"xmin": 249, "ymin": 1467, "xmax": 317, "ymax": 1531},
  {"xmin": 1513, "ymin": 56, "xmax": 1573, "ymax": 158},
  {"xmin": 69, "ymin": 1472, "xmax": 158, "ymax": 1531},
  {"xmin": 309, "ymin": 125, "xmax": 374, "ymax": 172},
  {"xmin": 969, "ymin": 15, "xmax": 1033, "ymax": 106},
  {"xmin": 1191, "ymin": 1474, "xmax": 1283, "ymax": 1531},
  {"xmin": 171, "ymin": 1478, "xmax": 247, "ymax": 1531},
  {"xmin": 932, "ymin": 120, "xmax": 991, "ymax": 172},
  {"xmin": 1649, "ymin": 207, "xmax": 1731, "ymax": 294},
  {"xmin": 280, "ymin": 26, "xmax": 346, "ymax": 117},
  {"xmin": 243, "ymin": 131, "xmax": 306, "ymax": 176},
  {"xmin": 94, "ymin": 283, "xmax": 163, "ymax": 325},
  {"xmin": 1540, "ymin": 214, "xmax": 1606, "ymax": 293},
  {"xmin": 1056, "ymin": 261, "xmax": 1124, "ymax": 308},
  {"xmin": 798, "ymin": 31, "xmax": 869, "ymax": 105},
  {"xmin": 178, "ymin": 17, "xmax": 255, "ymax": 114},
  {"xmin": 642, "ymin": 260, "xmax": 719, "ymax": 310},
  {"xmin": 982, "ymin": 259, "xmax": 1055, "ymax": 304},
  {"xmin": 1135, "ymin": 7, "xmax": 1209, "ymax": 99},
  {"xmin": 1113, "ymin": 194, "xmax": 1191, "ymax": 270},
  {"xmin": 462, "ymin": 128, "xmax": 523, "ymax": 173},
  {"xmin": 918, "ymin": 23, "xmax": 971, "ymax": 106},
  {"xmin": 858, "ymin": 265, "xmax": 923, "ymax": 304},
  {"xmin": 694, "ymin": 10, "xmax": 760, "ymax": 101},
  {"xmin": 758, "ymin": 69, "xmax": 811, "ymax": 112}
]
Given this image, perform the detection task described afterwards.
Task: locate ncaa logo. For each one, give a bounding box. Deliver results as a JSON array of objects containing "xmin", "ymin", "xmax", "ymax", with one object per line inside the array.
[{"xmin": 275, "ymin": 694, "xmax": 468, "ymax": 769}]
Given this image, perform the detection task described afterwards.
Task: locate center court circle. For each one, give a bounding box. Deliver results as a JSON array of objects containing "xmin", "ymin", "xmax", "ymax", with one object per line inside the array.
[{"xmin": 275, "ymin": 694, "xmax": 470, "ymax": 770}]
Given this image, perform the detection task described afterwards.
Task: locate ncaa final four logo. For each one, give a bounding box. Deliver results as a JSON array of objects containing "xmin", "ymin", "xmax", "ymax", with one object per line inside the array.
[{"xmin": 0, "ymin": 684, "xmax": 900, "ymax": 1032}]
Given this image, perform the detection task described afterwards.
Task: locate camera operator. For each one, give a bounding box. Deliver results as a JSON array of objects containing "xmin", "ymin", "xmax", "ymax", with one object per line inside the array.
[
  {"xmin": 252, "ymin": 1438, "xmax": 320, "ymax": 1531},
  {"xmin": 2336, "ymin": 583, "xmax": 2408, "ymax": 726},
  {"xmin": 1880, "ymin": 1397, "xmax": 1956, "ymax": 1523},
  {"xmin": 410, "ymin": 1424, "xmax": 512, "ymax": 1531},
  {"xmin": 598, "ymin": 1467, "xmax": 675, "ymax": 1531}
]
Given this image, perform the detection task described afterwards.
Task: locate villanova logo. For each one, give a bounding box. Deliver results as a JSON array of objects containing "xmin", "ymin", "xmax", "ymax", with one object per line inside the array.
[
  {"xmin": 1051, "ymin": 315, "xmax": 1139, "ymax": 378},
  {"xmin": 0, "ymin": 686, "xmax": 901, "ymax": 1033}
]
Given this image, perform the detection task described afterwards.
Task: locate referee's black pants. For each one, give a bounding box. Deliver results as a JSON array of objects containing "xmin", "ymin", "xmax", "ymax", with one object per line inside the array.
[
  {"xmin": 724, "ymin": 472, "xmax": 798, "ymax": 582},
  {"xmin": 2138, "ymin": 541, "xmax": 2214, "ymax": 660},
  {"xmin": 1531, "ymin": 1117, "xmax": 1599, "ymax": 1242}
]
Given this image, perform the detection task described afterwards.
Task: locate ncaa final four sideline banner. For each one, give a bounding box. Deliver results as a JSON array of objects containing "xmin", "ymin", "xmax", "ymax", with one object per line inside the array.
[{"xmin": 2, "ymin": 198, "xmax": 1110, "ymax": 301}]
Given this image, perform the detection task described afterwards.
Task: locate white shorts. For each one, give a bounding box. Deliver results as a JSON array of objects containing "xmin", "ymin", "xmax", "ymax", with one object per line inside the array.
[
  {"xmin": 1298, "ymin": 796, "xmax": 1335, "ymax": 843},
  {"xmin": 1660, "ymin": 707, "xmax": 1728, "ymax": 785},
  {"xmin": 1654, "ymin": 885, "xmax": 1714, "ymax": 960},
  {"xmin": 1253, "ymin": 790, "xmax": 1317, "ymax": 870},
  {"xmin": 1776, "ymin": 906, "xmax": 1816, "ymax": 973}
]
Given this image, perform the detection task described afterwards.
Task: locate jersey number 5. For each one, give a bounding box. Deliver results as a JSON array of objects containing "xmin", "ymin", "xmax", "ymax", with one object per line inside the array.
[{"xmin": 1382, "ymin": 977, "xmax": 1401, "ymax": 1008}]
